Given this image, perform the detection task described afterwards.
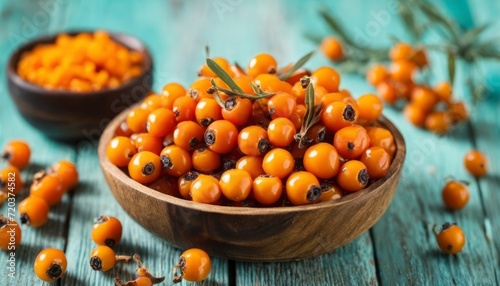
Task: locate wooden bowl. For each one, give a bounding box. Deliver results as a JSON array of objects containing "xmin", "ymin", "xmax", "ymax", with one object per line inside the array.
[
  {"xmin": 98, "ymin": 106, "xmax": 406, "ymax": 262},
  {"xmin": 6, "ymin": 31, "xmax": 153, "ymax": 141}
]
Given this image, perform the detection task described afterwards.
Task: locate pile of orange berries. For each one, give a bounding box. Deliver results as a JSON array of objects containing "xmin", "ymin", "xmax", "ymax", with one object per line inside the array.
[
  {"xmin": 17, "ymin": 31, "xmax": 144, "ymax": 92},
  {"xmin": 366, "ymin": 42, "xmax": 469, "ymax": 134},
  {"xmin": 107, "ymin": 52, "xmax": 398, "ymax": 207}
]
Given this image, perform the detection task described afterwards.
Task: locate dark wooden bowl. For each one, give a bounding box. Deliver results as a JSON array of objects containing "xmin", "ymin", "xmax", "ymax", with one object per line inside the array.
[
  {"xmin": 6, "ymin": 31, "xmax": 153, "ymax": 141},
  {"xmin": 98, "ymin": 106, "xmax": 406, "ymax": 262}
]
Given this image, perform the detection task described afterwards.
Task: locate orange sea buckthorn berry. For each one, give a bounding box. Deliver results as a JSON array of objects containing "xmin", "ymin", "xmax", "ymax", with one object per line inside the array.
[
  {"xmin": 334, "ymin": 125, "xmax": 370, "ymax": 160},
  {"xmin": 356, "ymin": 93, "xmax": 383, "ymax": 122},
  {"xmin": 2, "ymin": 140, "xmax": 31, "ymax": 169},
  {"xmin": 221, "ymin": 97, "xmax": 253, "ymax": 127},
  {"xmin": 173, "ymin": 121, "xmax": 205, "ymax": 151},
  {"xmin": 204, "ymin": 120, "xmax": 238, "ymax": 154},
  {"xmin": 253, "ymin": 174, "xmax": 283, "ymax": 205},
  {"xmin": 238, "ymin": 125, "xmax": 270, "ymax": 156},
  {"xmin": 199, "ymin": 57, "xmax": 233, "ymax": 77},
  {"xmin": 411, "ymin": 87, "xmax": 438, "ymax": 112},
  {"xmin": 403, "ymin": 103, "xmax": 427, "ymax": 127},
  {"xmin": 434, "ymin": 82, "xmax": 453, "ymax": 104},
  {"xmin": 320, "ymin": 92, "xmax": 350, "ymax": 109},
  {"xmin": 192, "ymin": 147, "xmax": 221, "ymax": 173},
  {"xmin": 262, "ymin": 148, "xmax": 294, "ymax": 179},
  {"xmin": 90, "ymin": 245, "xmax": 131, "ymax": 272},
  {"xmin": 433, "ymin": 223, "xmax": 466, "ymax": 254},
  {"xmin": 310, "ymin": 66, "xmax": 341, "ymax": 92},
  {"xmin": 286, "ymin": 171, "xmax": 322, "ymax": 205},
  {"xmin": 195, "ymin": 98, "xmax": 223, "ymax": 127},
  {"xmin": 92, "ymin": 215, "xmax": 123, "ymax": 248},
  {"xmin": 18, "ymin": 196, "xmax": 49, "ymax": 228},
  {"xmin": 360, "ymin": 146, "xmax": 391, "ymax": 179},
  {"xmin": 188, "ymin": 78, "xmax": 213, "ymax": 102},
  {"xmin": 376, "ymin": 80, "xmax": 398, "ymax": 104},
  {"xmin": 389, "ymin": 60, "xmax": 416, "ymax": 83},
  {"xmin": 412, "ymin": 48, "xmax": 428, "ymax": 68},
  {"xmin": 34, "ymin": 248, "xmax": 67, "ymax": 282},
  {"xmin": 307, "ymin": 124, "xmax": 330, "ymax": 144},
  {"xmin": 321, "ymin": 36, "xmax": 344, "ymax": 61},
  {"xmin": 365, "ymin": 127, "xmax": 396, "ymax": 158},
  {"xmin": 49, "ymin": 160, "xmax": 78, "ymax": 190},
  {"xmin": 161, "ymin": 83, "xmax": 186, "ymax": 108},
  {"xmin": 267, "ymin": 92, "xmax": 296, "ymax": 119},
  {"xmin": 366, "ymin": 64, "xmax": 388, "ymax": 86},
  {"xmin": 133, "ymin": 133, "xmax": 163, "ymax": 155},
  {"xmin": 178, "ymin": 171, "xmax": 200, "ymax": 199},
  {"xmin": 233, "ymin": 76, "xmax": 256, "ymax": 94},
  {"xmin": 115, "ymin": 276, "xmax": 153, "ymax": 286},
  {"xmin": 292, "ymin": 81, "xmax": 307, "ymax": 104},
  {"xmin": 253, "ymin": 73, "xmax": 280, "ymax": 90},
  {"xmin": 267, "ymin": 117, "xmax": 297, "ymax": 147},
  {"xmin": 190, "ymin": 174, "xmax": 222, "ymax": 204},
  {"xmin": 114, "ymin": 121, "xmax": 133, "ymax": 137},
  {"xmin": 425, "ymin": 112, "xmax": 451, "ymax": 134},
  {"xmin": 127, "ymin": 108, "xmax": 150, "ymax": 133},
  {"xmin": 140, "ymin": 94, "xmax": 163, "ymax": 111},
  {"xmin": 160, "ymin": 145, "xmax": 192, "ymax": 177},
  {"xmin": 219, "ymin": 169, "xmax": 252, "ymax": 202},
  {"xmin": 173, "ymin": 248, "xmax": 212, "ymax": 283},
  {"xmin": 247, "ymin": 53, "xmax": 277, "ymax": 78},
  {"xmin": 0, "ymin": 166, "xmax": 23, "ymax": 197},
  {"xmin": 261, "ymin": 80, "xmax": 293, "ymax": 94},
  {"xmin": 322, "ymin": 101, "xmax": 358, "ymax": 132},
  {"xmin": 146, "ymin": 108, "xmax": 177, "ymax": 138},
  {"xmin": 107, "ymin": 136, "xmax": 138, "ymax": 167},
  {"xmin": 30, "ymin": 172, "xmax": 65, "ymax": 206},
  {"xmin": 464, "ymin": 150, "xmax": 488, "ymax": 177},
  {"xmin": 0, "ymin": 216, "xmax": 21, "ymax": 250},
  {"xmin": 389, "ymin": 42, "xmax": 414, "ymax": 61},
  {"xmin": 442, "ymin": 181, "xmax": 469, "ymax": 210},
  {"xmin": 290, "ymin": 104, "xmax": 306, "ymax": 130},
  {"xmin": 147, "ymin": 176, "xmax": 180, "ymax": 197},
  {"xmin": 337, "ymin": 160, "xmax": 369, "ymax": 192},
  {"xmin": 128, "ymin": 151, "xmax": 162, "ymax": 184},
  {"xmin": 448, "ymin": 101, "xmax": 469, "ymax": 123},
  {"xmin": 320, "ymin": 184, "xmax": 343, "ymax": 202},
  {"xmin": 173, "ymin": 96, "xmax": 197, "ymax": 123},
  {"xmin": 236, "ymin": 156, "xmax": 265, "ymax": 180},
  {"xmin": 130, "ymin": 254, "xmax": 166, "ymax": 284},
  {"xmin": 303, "ymin": 143, "xmax": 340, "ymax": 179}
]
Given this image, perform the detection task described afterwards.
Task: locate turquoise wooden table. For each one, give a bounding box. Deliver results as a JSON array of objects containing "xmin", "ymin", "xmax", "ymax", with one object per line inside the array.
[{"xmin": 1, "ymin": 0, "xmax": 499, "ymax": 285}]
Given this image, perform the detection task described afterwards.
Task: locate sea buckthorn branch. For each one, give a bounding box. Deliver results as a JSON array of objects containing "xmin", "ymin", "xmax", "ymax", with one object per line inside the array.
[
  {"xmin": 294, "ymin": 77, "xmax": 322, "ymax": 148},
  {"xmin": 206, "ymin": 58, "xmax": 244, "ymax": 93},
  {"xmin": 277, "ymin": 51, "xmax": 315, "ymax": 81},
  {"xmin": 209, "ymin": 78, "xmax": 274, "ymax": 99}
]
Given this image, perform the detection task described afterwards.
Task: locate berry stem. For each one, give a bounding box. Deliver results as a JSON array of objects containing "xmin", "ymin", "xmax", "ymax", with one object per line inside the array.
[{"xmin": 116, "ymin": 255, "xmax": 132, "ymax": 262}]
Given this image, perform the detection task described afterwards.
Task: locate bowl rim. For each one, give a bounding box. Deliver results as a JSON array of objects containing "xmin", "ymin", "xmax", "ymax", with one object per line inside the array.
[
  {"xmin": 98, "ymin": 104, "xmax": 406, "ymax": 216},
  {"xmin": 6, "ymin": 30, "xmax": 153, "ymax": 97}
]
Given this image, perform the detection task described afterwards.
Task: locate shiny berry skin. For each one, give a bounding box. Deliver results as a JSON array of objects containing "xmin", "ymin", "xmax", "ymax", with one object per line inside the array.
[
  {"xmin": 321, "ymin": 36, "xmax": 344, "ymax": 61},
  {"xmin": 204, "ymin": 120, "xmax": 238, "ymax": 154},
  {"xmin": 30, "ymin": 173, "xmax": 65, "ymax": 206},
  {"xmin": 434, "ymin": 82, "xmax": 453, "ymax": 104},
  {"xmin": 178, "ymin": 171, "xmax": 199, "ymax": 199},
  {"xmin": 360, "ymin": 146, "xmax": 391, "ymax": 179},
  {"xmin": 133, "ymin": 133, "xmax": 164, "ymax": 155},
  {"xmin": 92, "ymin": 215, "xmax": 123, "ymax": 248},
  {"xmin": 188, "ymin": 78, "xmax": 213, "ymax": 102},
  {"xmin": 366, "ymin": 64, "xmax": 388, "ymax": 86},
  {"xmin": 262, "ymin": 148, "xmax": 295, "ymax": 179},
  {"xmin": 320, "ymin": 184, "xmax": 343, "ymax": 202},
  {"xmin": 464, "ymin": 150, "xmax": 488, "ymax": 177},
  {"xmin": 238, "ymin": 125, "xmax": 270, "ymax": 156},
  {"xmin": 376, "ymin": 81, "xmax": 398, "ymax": 104},
  {"xmin": 190, "ymin": 175, "xmax": 222, "ymax": 204},
  {"xmin": 320, "ymin": 92, "xmax": 351, "ymax": 109},
  {"xmin": 356, "ymin": 93, "xmax": 383, "ymax": 122},
  {"xmin": 106, "ymin": 136, "xmax": 138, "ymax": 167},
  {"xmin": 18, "ymin": 196, "xmax": 49, "ymax": 227},
  {"xmin": 34, "ymin": 248, "xmax": 67, "ymax": 282},
  {"xmin": 195, "ymin": 98, "xmax": 223, "ymax": 127},
  {"xmin": 247, "ymin": 53, "xmax": 277, "ymax": 78},
  {"xmin": 442, "ymin": 181, "xmax": 469, "ymax": 210},
  {"xmin": 390, "ymin": 60, "xmax": 416, "ymax": 83},
  {"xmin": 334, "ymin": 125, "xmax": 370, "ymax": 160},
  {"xmin": 236, "ymin": 156, "xmax": 265, "ymax": 180},
  {"xmin": 286, "ymin": 171, "xmax": 322, "ymax": 205},
  {"xmin": 160, "ymin": 145, "xmax": 192, "ymax": 177},
  {"xmin": 365, "ymin": 127, "xmax": 396, "ymax": 158},
  {"xmin": 173, "ymin": 121, "xmax": 205, "ymax": 151},
  {"xmin": 128, "ymin": 151, "xmax": 162, "ymax": 184},
  {"xmin": 89, "ymin": 245, "xmax": 124, "ymax": 271},
  {"xmin": 403, "ymin": 103, "xmax": 426, "ymax": 127},
  {"xmin": 50, "ymin": 160, "xmax": 78, "ymax": 190},
  {"xmin": 162, "ymin": 83, "xmax": 186, "ymax": 109},
  {"xmin": 222, "ymin": 97, "xmax": 253, "ymax": 127},
  {"xmin": 127, "ymin": 107, "xmax": 150, "ymax": 133},
  {"xmin": 337, "ymin": 160, "xmax": 369, "ymax": 192},
  {"xmin": 310, "ymin": 66, "xmax": 341, "ymax": 92},
  {"xmin": 303, "ymin": 143, "xmax": 340, "ymax": 179},
  {"xmin": 140, "ymin": 94, "xmax": 163, "ymax": 111},
  {"xmin": 2, "ymin": 140, "xmax": 31, "ymax": 169},
  {"xmin": 146, "ymin": 108, "xmax": 177, "ymax": 138},
  {"xmin": 173, "ymin": 248, "xmax": 212, "ymax": 283},
  {"xmin": 267, "ymin": 117, "xmax": 296, "ymax": 147},
  {"xmin": 173, "ymin": 96, "xmax": 197, "ymax": 123},
  {"xmin": 322, "ymin": 101, "xmax": 358, "ymax": 132},
  {"xmin": 0, "ymin": 166, "xmax": 23, "ymax": 196},
  {"xmin": 268, "ymin": 93, "xmax": 296, "ymax": 119},
  {"xmin": 192, "ymin": 147, "xmax": 221, "ymax": 173},
  {"xmin": 252, "ymin": 175, "xmax": 283, "ymax": 205},
  {"xmin": 425, "ymin": 112, "xmax": 451, "ymax": 135},
  {"xmin": 0, "ymin": 216, "xmax": 21, "ymax": 250},
  {"xmin": 219, "ymin": 169, "xmax": 252, "ymax": 202},
  {"xmin": 411, "ymin": 87, "xmax": 437, "ymax": 112},
  {"xmin": 434, "ymin": 223, "xmax": 466, "ymax": 255},
  {"xmin": 389, "ymin": 42, "xmax": 414, "ymax": 61}
]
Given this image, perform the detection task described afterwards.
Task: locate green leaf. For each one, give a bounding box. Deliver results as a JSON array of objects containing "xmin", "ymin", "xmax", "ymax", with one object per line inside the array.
[
  {"xmin": 206, "ymin": 58, "xmax": 244, "ymax": 93},
  {"xmin": 419, "ymin": 3, "xmax": 459, "ymax": 42},
  {"xmin": 462, "ymin": 23, "xmax": 490, "ymax": 48},
  {"xmin": 318, "ymin": 9, "xmax": 355, "ymax": 47},
  {"xmin": 303, "ymin": 33, "xmax": 323, "ymax": 44},
  {"xmin": 398, "ymin": 7, "xmax": 421, "ymax": 39},
  {"xmin": 303, "ymin": 82, "xmax": 315, "ymax": 129},
  {"xmin": 278, "ymin": 51, "xmax": 315, "ymax": 81},
  {"xmin": 447, "ymin": 51, "xmax": 456, "ymax": 85}
]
